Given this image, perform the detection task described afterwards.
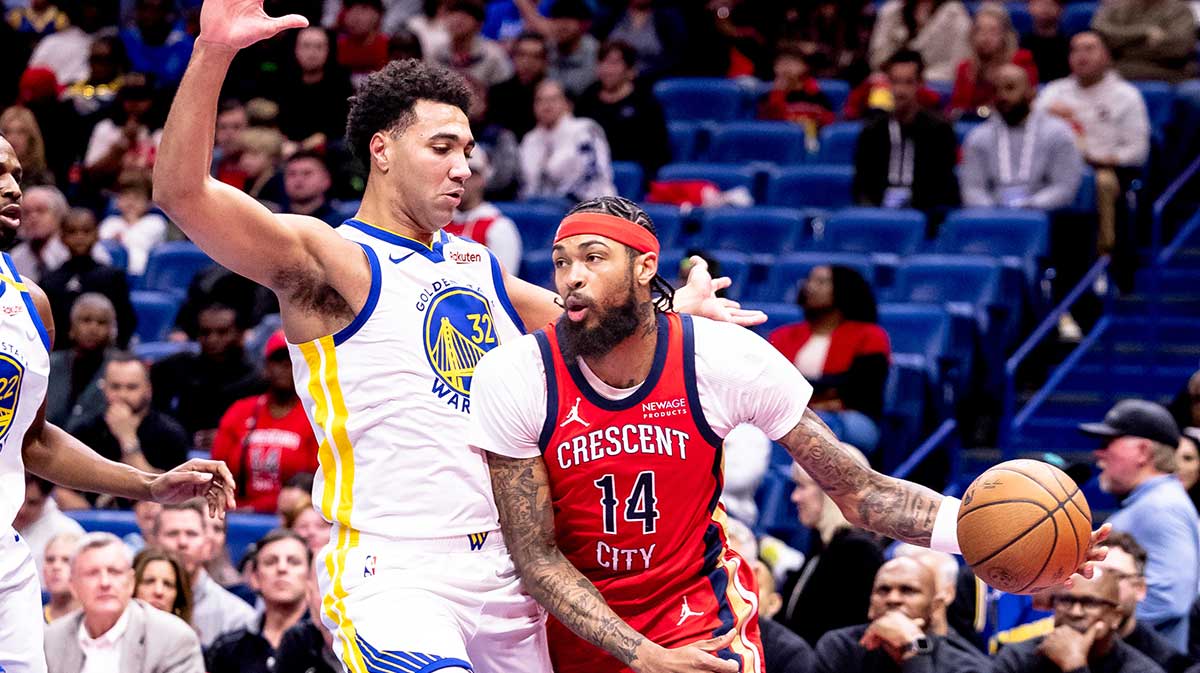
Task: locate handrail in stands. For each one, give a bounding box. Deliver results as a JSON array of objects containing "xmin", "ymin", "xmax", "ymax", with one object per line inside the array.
[
  {"xmin": 1147, "ymin": 150, "xmax": 1200, "ymax": 371},
  {"xmin": 999, "ymin": 256, "xmax": 1111, "ymax": 448},
  {"xmin": 891, "ymin": 418, "xmax": 958, "ymax": 488}
]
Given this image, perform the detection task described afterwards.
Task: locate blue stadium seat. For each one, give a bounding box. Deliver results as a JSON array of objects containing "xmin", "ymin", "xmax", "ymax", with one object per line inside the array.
[
  {"xmin": 817, "ymin": 121, "xmax": 862, "ymax": 165},
  {"xmin": 493, "ymin": 202, "xmax": 567, "ymax": 250},
  {"xmin": 743, "ymin": 302, "xmax": 803, "ymax": 338},
  {"xmin": 706, "ymin": 251, "xmax": 752, "ymax": 301},
  {"xmin": 817, "ymin": 79, "xmax": 851, "ymax": 115},
  {"xmin": 821, "ymin": 208, "xmax": 925, "ymax": 262},
  {"xmin": 612, "ymin": 161, "xmax": 645, "ymax": 200},
  {"xmin": 765, "ymin": 165, "xmax": 855, "ymax": 209},
  {"xmin": 667, "ymin": 121, "xmax": 703, "ymax": 162},
  {"xmin": 99, "ymin": 239, "xmax": 128, "ymax": 272},
  {"xmin": 1062, "ymin": 2, "xmax": 1096, "ymax": 36},
  {"xmin": 1132, "ymin": 80, "xmax": 1173, "ymax": 128},
  {"xmin": 641, "ymin": 204, "xmax": 684, "ymax": 249},
  {"xmin": 517, "ymin": 250, "xmax": 554, "ymax": 290},
  {"xmin": 880, "ymin": 360, "xmax": 929, "ymax": 468},
  {"xmin": 133, "ymin": 340, "xmax": 198, "ymax": 362},
  {"xmin": 1006, "ymin": 1, "xmax": 1033, "ymax": 36},
  {"xmin": 694, "ymin": 207, "xmax": 806, "ymax": 254},
  {"xmin": 937, "ymin": 208, "xmax": 1049, "ymax": 284},
  {"xmin": 877, "ymin": 303, "xmax": 951, "ymax": 378},
  {"xmin": 656, "ymin": 163, "xmax": 760, "ymax": 197},
  {"xmin": 653, "ymin": 78, "xmax": 747, "ymax": 122},
  {"xmin": 751, "ymin": 251, "xmax": 875, "ymax": 303},
  {"xmin": 140, "ymin": 242, "xmax": 216, "ymax": 297},
  {"xmin": 890, "ymin": 255, "xmax": 1001, "ymax": 316},
  {"xmin": 130, "ymin": 290, "xmax": 181, "ymax": 343},
  {"xmin": 66, "ymin": 508, "xmax": 275, "ymax": 560},
  {"xmin": 705, "ymin": 121, "xmax": 807, "ymax": 164}
]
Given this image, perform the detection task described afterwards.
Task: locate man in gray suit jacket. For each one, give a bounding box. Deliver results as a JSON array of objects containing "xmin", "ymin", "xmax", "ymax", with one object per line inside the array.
[{"xmin": 44, "ymin": 532, "xmax": 203, "ymax": 673}]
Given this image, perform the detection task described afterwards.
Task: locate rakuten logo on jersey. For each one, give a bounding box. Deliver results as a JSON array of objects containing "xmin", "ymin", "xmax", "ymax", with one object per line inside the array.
[
  {"xmin": 447, "ymin": 249, "xmax": 482, "ymax": 264},
  {"xmin": 642, "ymin": 397, "xmax": 687, "ymax": 419}
]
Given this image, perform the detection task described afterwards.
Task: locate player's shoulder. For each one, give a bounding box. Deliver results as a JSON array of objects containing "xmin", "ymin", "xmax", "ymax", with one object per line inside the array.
[
  {"xmin": 687, "ymin": 314, "xmax": 772, "ymax": 353},
  {"xmin": 474, "ymin": 332, "xmax": 544, "ymax": 382}
]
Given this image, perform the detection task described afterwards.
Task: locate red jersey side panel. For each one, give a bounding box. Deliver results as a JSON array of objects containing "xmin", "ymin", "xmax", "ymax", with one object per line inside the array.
[{"xmin": 535, "ymin": 312, "xmax": 763, "ymax": 673}]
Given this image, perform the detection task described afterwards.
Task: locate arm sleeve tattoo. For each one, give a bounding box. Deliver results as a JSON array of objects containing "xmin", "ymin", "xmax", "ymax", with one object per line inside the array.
[
  {"xmin": 779, "ymin": 409, "xmax": 943, "ymax": 546},
  {"xmin": 487, "ymin": 452, "xmax": 649, "ymax": 666}
]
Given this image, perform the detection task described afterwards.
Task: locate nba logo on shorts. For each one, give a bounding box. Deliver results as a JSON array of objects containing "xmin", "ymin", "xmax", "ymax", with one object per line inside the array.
[
  {"xmin": 363, "ymin": 555, "xmax": 377, "ymax": 577},
  {"xmin": 0, "ymin": 353, "xmax": 24, "ymax": 445}
]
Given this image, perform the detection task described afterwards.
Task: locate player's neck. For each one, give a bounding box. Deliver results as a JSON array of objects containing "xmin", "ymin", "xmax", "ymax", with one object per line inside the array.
[
  {"xmin": 582, "ymin": 315, "xmax": 658, "ymax": 390},
  {"xmin": 357, "ymin": 186, "xmax": 436, "ymax": 246}
]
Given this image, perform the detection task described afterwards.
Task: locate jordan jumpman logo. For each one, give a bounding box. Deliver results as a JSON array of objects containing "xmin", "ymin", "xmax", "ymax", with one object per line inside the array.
[
  {"xmin": 677, "ymin": 596, "xmax": 704, "ymax": 625},
  {"xmin": 560, "ymin": 397, "xmax": 590, "ymax": 428}
]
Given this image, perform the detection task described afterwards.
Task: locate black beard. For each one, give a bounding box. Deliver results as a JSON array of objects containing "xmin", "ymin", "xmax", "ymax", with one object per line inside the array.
[
  {"xmin": 559, "ymin": 285, "xmax": 652, "ymax": 361},
  {"xmin": 1000, "ymin": 101, "xmax": 1031, "ymax": 127}
]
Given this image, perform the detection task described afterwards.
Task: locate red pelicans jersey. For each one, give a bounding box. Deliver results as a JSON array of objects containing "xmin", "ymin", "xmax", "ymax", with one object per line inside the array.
[{"xmin": 537, "ymin": 312, "xmax": 762, "ymax": 673}]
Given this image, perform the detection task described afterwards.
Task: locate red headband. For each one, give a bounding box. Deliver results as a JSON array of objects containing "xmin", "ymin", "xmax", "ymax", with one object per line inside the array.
[{"xmin": 553, "ymin": 212, "xmax": 660, "ymax": 255}]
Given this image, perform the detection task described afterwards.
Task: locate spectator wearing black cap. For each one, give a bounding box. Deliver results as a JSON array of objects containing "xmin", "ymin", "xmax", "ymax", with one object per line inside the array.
[
  {"xmin": 430, "ymin": 0, "xmax": 513, "ymax": 88},
  {"xmin": 1080, "ymin": 399, "xmax": 1200, "ymax": 651},
  {"xmin": 513, "ymin": 0, "xmax": 599, "ymax": 97}
]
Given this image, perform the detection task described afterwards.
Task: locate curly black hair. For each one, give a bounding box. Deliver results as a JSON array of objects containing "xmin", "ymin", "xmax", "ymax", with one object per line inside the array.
[
  {"xmin": 344, "ymin": 59, "xmax": 472, "ymax": 167},
  {"xmin": 566, "ymin": 196, "xmax": 675, "ymax": 312}
]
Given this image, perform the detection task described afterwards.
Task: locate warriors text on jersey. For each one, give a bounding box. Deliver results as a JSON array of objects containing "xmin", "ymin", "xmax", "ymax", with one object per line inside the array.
[{"xmin": 288, "ymin": 220, "xmax": 525, "ymax": 541}]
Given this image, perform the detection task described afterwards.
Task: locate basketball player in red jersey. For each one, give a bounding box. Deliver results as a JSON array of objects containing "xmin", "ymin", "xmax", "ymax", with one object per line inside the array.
[{"xmin": 467, "ymin": 196, "xmax": 1112, "ymax": 673}]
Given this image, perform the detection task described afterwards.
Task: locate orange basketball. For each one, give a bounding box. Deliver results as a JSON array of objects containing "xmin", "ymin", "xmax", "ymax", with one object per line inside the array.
[{"xmin": 956, "ymin": 459, "xmax": 1092, "ymax": 595}]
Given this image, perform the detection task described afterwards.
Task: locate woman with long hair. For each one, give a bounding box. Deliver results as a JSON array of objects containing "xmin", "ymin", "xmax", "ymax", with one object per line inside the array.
[
  {"xmin": 133, "ymin": 547, "xmax": 194, "ymax": 626},
  {"xmin": 0, "ymin": 105, "xmax": 53, "ymax": 186},
  {"xmin": 869, "ymin": 0, "xmax": 971, "ymax": 83},
  {"xmin": 949, "ymin": 3, "xmax": 1038, "ymax": 119},
  {"xmin": 42, "ymin": 533, "xmax": 81, "ymax": 623},
  {"xmin": 768, "ymin": 265, "xmax": 891, "ymax": 453}
]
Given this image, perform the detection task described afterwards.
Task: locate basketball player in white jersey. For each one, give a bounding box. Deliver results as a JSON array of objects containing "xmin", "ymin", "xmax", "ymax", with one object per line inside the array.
[
  {"xmin": 151, "ymin": 2, "xmax": 761, "ymax": 672},
  {"xmin": 0, "ymin": 135, "xmax": 237, "ymax": 673}
]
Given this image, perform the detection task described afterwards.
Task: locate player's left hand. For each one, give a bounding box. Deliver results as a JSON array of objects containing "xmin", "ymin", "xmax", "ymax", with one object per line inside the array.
[
  {"xmin": 148, "ymin": 459, "xmax": 237, "ymax": 518},
  {"xmin": 1063, "ymin": 523, "xmax": 1111, "ymax": 588},
  {"xmin": 674, "ymin": 256, "xmax": 767, "ymax": 327}
]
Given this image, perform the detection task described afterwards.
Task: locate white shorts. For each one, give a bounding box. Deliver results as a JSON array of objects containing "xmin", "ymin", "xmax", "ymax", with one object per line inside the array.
[
  {"xmin": 0, "ymin": 527, "xmax": 47, "ymax": 673},
  {"xmin": 316, "ymin": 527, "xmax": 551, "ymax": 673}
]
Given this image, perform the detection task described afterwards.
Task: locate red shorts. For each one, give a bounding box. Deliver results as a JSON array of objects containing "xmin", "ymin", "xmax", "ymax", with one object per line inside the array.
[{"xmin": 548, "ymin": 554, "xmax": 764, "ymax": 673}]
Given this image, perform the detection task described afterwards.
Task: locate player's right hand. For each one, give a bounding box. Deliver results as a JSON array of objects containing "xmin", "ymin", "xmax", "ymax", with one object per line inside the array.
[
  {"xmin": 632, "ymin": 630, "xmax": 740, "ymax": 673},
  {"xmin": 199, "ymin": 0, "xmax": 308, "ymax": 50}
]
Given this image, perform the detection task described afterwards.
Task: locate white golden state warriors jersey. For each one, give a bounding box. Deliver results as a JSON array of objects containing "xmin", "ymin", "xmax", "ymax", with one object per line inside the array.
[
  {"xmin": 0, "ymin": 253, "xmax": 51, "ymax": 528},
  {"xmin": 290, "ymin": 220, "xmax": 526, "ymax": 540}
]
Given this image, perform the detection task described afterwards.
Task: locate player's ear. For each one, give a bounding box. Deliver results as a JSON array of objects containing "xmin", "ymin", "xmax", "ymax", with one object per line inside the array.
[
  {"xmin": 634, "ymin": 251, "xmax": 658, "ymax": 286},
  {"xmin": 369, "ymin": 132, "xmax": 391, "ymax": 172}
]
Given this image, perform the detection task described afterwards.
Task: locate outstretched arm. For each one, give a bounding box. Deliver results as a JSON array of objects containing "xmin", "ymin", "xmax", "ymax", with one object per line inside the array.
[
  {"xmin": 780, "ymin": 409, "xmax": 944, "ymax": 546},
  {"xmin": 488, "ymin": 453, "xmax": 737, "ymax": 673},
  {"xmin": 21, "ymin": 281, "xmax": 236, "ymax": 516},
  {"xmin": 153, "ymin": 0, "xmax": 364, "ymax": 306}
]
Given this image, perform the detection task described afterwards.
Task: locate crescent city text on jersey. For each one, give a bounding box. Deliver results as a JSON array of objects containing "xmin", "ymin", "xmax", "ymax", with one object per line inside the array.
[{"xmin": 555, "ymin": 424, "xmax": 691, "ymax": 470}]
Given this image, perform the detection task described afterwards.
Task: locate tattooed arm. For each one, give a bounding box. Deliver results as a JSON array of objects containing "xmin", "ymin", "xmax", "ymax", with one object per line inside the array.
[
  {"xmin": 780, "ymin": 408, "xmax": 943, "ymax": 546},
  {"xmin": 488, "ymin": 453, "xmax": 738, "ymax": 673}
]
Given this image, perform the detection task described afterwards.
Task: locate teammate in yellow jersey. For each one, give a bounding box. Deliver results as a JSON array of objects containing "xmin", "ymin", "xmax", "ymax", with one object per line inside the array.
[{"xmin": 151, "ymin": 1, "xmax": 763, "ymax": 671}]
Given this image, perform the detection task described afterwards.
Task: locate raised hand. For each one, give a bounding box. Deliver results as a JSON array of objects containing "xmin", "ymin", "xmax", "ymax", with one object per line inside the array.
[
  {"xmin": 148, "ymin": 458, "xmax": 237, "ymax": 518},
  {"xmin": 1063, "ymin": 523, "xmax": 1111, "ymax": 588},
  {"xmin": 631, "ymin": 630, "xmax": 740, "ymax": 673},
  {"xmin": 199, "ymin": 0, "xmax": 308, "ymax": 50},
  {"xmin": 675, "ymin": 256, "xmax": 768, "ymax": 327}
]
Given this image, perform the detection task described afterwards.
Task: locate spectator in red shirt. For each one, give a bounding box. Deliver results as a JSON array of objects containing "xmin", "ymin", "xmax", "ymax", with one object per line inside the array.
[
  {"xmin": 213, "ymin": 331, "xmax": 319, "ymax": 514},
  {"xmin": 757, "ymin": 45, "xmax": 836, "ymax": 150},
  {"xmin": 768, "ymin": 265, "xmax": 890, "ymax": 453},
  {"xmin": 336, "ymin": 0, "xmax": 389, "ymax": 86},
  {"xmin": 949, "ymin": 3, "xmax": 1038, "ymax": 120}
]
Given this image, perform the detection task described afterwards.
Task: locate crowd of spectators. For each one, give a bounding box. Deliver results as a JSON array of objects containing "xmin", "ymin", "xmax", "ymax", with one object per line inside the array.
[{"xmin": 4, "ymin": 0, "xmax": 1200, "ymax": 671}]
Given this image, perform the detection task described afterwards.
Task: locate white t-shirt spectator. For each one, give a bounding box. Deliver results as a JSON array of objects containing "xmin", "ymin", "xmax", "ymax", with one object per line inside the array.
[
  {"xmin": 519, "ymin": 114, "xmax": 617, "ymax": 202},
  {"xmin": 98, "ymin": 212, "xmax": 168, "ymax": 275},
  {"xmin": 1034, "ymin": 71, "xmax": 1151, "ymax": 168},
  {"xmin": 721, "ymin": 424, "xmax": 772, "ymax": 527},
  {"xmin": 467, "ymin": 316, "xmax": 814, "ymax": 461},
  {"xmin": 449, "ymin": 203, "xmax": 523, "ymax": 273},
  {"xmin": 28, "ymin": 26, "xmax": 92, "ymax": 87}
]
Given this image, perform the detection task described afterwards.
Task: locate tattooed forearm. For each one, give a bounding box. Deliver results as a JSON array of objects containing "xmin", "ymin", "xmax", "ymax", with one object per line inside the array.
[
  {"xmin": 780, "ymin": 409, "xmax": 943, "ymax": 546},
  {"xmin": 487, "ymin": 453, "xmax": 648, "ymax": 666}
]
